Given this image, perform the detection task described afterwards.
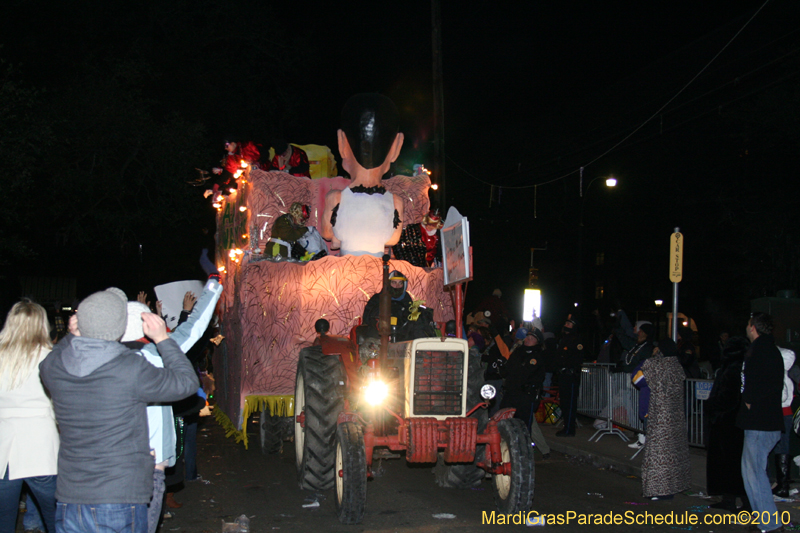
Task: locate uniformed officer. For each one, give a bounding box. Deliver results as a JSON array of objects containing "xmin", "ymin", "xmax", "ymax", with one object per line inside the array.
[
  {"xmin": 500, "ymin": 328, "xmax": 547, "ymax": 430},
  {"xmin": 555, "ymin": 314, "xmax": 584, "ymax": 436}
]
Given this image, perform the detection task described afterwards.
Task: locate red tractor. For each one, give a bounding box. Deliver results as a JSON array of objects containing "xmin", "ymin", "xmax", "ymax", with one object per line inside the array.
[{"xmin": 293, "ymin": 258, "xmax": 535, "ymax": 524}]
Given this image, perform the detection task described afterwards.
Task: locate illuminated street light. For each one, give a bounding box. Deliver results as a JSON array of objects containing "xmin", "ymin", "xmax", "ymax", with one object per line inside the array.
[
  {"xmin": 605, "ymin": 177, "xmax": 617, "ymax": 187},
  {"xmin": 523, "ymin": 288, "xmax": 542, "ymax": 321},
  {"xmin": 430, "ymin": 183, "xmax": 439, "ymax": 190},
  {"xmin": 655, "ymin": 299, "xmax": 663, "ymax": 307}
]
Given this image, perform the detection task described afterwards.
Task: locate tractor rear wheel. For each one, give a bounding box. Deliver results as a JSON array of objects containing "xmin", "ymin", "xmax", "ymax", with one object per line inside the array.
[
  {"xmin": 492, "ymin": 418, "xmax": 535, "ymax": 513},
  {"xmin": 295, "ymin": 346, "xmax": 343, "ymax": 490},
  {"xmin": 260, "ymin": 406, "xmax": 283, "ymax": 454},
  {"xmin": 334, "ymin": 422, "xmax": 367, "ymax": 524}
]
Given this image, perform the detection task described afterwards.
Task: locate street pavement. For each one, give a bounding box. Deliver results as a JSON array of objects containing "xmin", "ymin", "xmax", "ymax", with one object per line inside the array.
[{"xmin": 137, "ymin": 415, "xmax": 799, "ymax": 532}]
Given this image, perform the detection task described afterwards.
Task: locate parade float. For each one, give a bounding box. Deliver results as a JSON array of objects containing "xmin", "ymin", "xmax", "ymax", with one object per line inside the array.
[
  {"xmin": 211, "ymin": 164, "xmax": 454, "ymax": 448},
  {"xmin": 210, "ymin": 94, "xmax": 533, "ymax": 522}
]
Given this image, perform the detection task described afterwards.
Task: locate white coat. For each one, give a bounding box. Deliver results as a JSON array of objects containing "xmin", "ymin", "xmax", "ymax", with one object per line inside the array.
[
  {"xmin": 779, "ymin": 347, "xmax": 795, "ymax": 409},
  {"xmin": 0, "ymin": 347, "xmax": 59, "ymax": 479}
]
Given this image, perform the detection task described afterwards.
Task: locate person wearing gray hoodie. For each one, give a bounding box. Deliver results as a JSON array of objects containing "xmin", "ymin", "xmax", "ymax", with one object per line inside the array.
[{"xmin": 39, "ymin": 290, "xmax": 199, "ymax": 533}]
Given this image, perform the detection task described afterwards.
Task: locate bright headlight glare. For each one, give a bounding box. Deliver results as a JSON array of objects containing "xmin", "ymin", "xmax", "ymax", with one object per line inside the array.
[
  {"xmin": 480, "ymin": 384, "xmax": 497, "ymax": 400},
  {"xmin": 364, "ymin": 380, "xmax": 389, "ymax": 406}
]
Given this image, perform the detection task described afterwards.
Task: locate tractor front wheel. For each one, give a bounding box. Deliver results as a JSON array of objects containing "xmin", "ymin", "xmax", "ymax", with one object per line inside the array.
[
  {"xmin": 334, "ymin": 422, "xmax": 367, "ymax": 524},
  {"xmin": 295, "ymin": 346, "xmax": 343, "ymax": 490},
  {"xmin": 492, "ymin": 418, "xmax": 535, "ymax": 514}
]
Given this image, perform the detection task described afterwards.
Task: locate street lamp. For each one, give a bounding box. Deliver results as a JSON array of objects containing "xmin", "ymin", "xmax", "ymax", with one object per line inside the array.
[
  {"xmin": 577, "ymin": 175, "xmax": 617, "ymax": 312},
  {"xmin": 580, "ymin": 175, "xmax": 617, "ymax": 226}
]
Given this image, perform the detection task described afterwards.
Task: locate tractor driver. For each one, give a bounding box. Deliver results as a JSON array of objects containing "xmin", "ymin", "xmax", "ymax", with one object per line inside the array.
[{"xmin": 362, "ymin": 270, "xmax": 414, "ymax": 340}]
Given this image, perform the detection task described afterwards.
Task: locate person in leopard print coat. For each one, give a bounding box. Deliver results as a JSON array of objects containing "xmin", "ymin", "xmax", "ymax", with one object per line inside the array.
[{"xmin": 633, "ymin": 338, "xmax": 691, "ymax": 500}]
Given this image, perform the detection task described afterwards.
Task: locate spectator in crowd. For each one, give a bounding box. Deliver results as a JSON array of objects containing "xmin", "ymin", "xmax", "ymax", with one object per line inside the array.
[
  {"xmin": 39, "ymin": 290, "xmax": 199, "ymax": 533},
  {"xmin": 706, "ymin": 336, "xmax": 751, "ymax": 513},
  {"xmin": 51, "ymin": 302, "xmax": 66, "ymax": 343},
  {"xmin": 629, "ymin": 355, "xmax": 651, "ymax": 451},
  {"xmin": 677, "ymin": 326, "xmax": 702, "ymax": 378},
  {"xmin": 771, "ymin": 346, "xmax": 795, "ymax": 498},
  {"xmin": 620, "ymin": 322, "xmax": 654, "ymax": 373},
  {"xmin": 119, "ymin": 276, "xmax": 222, "ymax": 531},
  {"xmin": 0, "ymin": 300, "xmax": 58, "ymax": 533},
  {"xmin": 611, "ymin": 306, "xmax": 636, "ymax": 352},
  {"xmin": 633, "ymin": 339, "xmax": 691, "ymax": 500},
  {"xmin": 737, "ymin": 312, "xmax": 784, "ymax": 533},
  {"xmin": 716, "ymin": 331, "xmax": 730, "ymax": 366},
  {"xmin": 555, "ymin": 314, "xmax": 583, "ymax": 437},
  {"xmin": 475, "ymin": 289, "xmax": 510, "ymax": 335}
]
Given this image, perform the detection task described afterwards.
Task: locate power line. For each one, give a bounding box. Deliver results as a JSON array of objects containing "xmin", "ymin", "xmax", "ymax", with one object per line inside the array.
[{"xmin": 450, "ymin": 0, "xmax": 773, "ymax": 191}]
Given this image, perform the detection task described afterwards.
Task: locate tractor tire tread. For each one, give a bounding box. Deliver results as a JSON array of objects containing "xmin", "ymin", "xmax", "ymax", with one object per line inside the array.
[{"xmin": 296, "ymin": 346, "xmax": 343, "ymax": 491}]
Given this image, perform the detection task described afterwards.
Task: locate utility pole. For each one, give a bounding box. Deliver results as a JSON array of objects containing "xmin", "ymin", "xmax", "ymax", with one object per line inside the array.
[{"xmin": 431, "ymin": 0, "xmax": 446, "ymax": 211}]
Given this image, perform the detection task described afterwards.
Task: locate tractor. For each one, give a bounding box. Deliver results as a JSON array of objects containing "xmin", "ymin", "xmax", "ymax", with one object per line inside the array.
[{"xmin": 293, "ymin": 256, "xmax": 535, "ymax": 524}]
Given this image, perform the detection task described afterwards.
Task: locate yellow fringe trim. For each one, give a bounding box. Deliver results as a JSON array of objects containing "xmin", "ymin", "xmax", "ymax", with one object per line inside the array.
[{"xmin": 215, "ymin": 394, "xmax": 295, "ymax": 450}]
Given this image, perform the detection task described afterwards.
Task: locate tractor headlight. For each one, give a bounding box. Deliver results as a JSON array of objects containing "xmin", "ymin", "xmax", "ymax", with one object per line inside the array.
[
  {"xmin": 480, "ymin": 384, "xmax": 497, "ymax": 400},
  {"xmin": 364, "ymin": 380, "xmax": 389, "ymax": 406}
]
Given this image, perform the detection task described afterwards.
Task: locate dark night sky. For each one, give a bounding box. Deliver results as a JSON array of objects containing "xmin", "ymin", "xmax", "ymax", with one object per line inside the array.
[{"xmin": 3, "ymin": 0, "xmax": 799, "ymax": 337}]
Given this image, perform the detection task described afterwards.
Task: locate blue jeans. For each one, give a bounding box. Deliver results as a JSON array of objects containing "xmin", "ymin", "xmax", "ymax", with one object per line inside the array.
[
  {"xmin": 0, "ymin": 469, "xmax": 57, "ymax": 533},
  {"xmin": 56, "ymin": 503, "xmax": 147, "ymax": 533},
  {"xmin": 24, "ymin": 490, "xmax": 46, "ymax": 531},
  {"xmin": 742, "ymin": 430, "xmax": 781, "ymax": 532},
  {"xmin": 184, "ymin": 420, "xmax": 198, "ymax": 481},
  {"xmin": 772, "ymin": 414, "xmax": 792, "ymax": 455}
]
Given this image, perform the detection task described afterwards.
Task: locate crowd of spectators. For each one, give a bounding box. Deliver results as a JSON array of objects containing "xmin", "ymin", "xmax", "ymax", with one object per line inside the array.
[{"xmin": 0, "ymin": 256, "xmax": 221, "ymax": 533}]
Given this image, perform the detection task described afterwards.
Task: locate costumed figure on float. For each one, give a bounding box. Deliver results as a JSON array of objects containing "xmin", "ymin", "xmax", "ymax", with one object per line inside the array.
[
  {"xmin": 267, "ymin": 202, "xmax": 327, "ymax": 261},
  {"xmin": 204, "ymin": 139, "xmax": 263, "ymax": 199},
  {"xmin": 392, "ymin": 208, "xmax": 443, "ymax": 267},
  {"xmin": 320, "ymin": 93, "xmax": 405, "ymax": 257},
  {"xmin": 269, "ymin": 140, "xmax": 311, "ymax": 178}
]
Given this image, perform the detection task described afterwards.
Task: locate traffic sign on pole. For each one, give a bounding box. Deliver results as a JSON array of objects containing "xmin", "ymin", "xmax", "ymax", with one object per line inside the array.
[{"xmin": 669, "ymin": 231, "xmax": 683, "ymax": 283}]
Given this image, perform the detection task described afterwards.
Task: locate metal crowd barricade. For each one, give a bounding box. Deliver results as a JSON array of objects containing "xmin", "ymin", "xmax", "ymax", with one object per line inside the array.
[
  {"xmin": 577, "ymin": 364, "xmax": 632, "ymax": 442},
  {"xmin": 685, "ymin": 378, "xmax": 713, "ymax": 448},
  {"xmin": 578, "ymin": 363, "xmax": 713, "ymax": 449}
]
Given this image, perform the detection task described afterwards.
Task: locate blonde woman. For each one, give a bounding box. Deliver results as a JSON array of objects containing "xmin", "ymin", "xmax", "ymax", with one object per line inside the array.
[{"xmin": 0, "ymin": 300, "xmax": 59, "ymax": 533}]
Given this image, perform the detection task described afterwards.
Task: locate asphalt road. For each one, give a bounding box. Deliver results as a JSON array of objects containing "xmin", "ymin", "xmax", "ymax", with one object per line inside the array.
[{"xmin": 162, "ymin": 417, "xmax": 770, "ymax": 533}]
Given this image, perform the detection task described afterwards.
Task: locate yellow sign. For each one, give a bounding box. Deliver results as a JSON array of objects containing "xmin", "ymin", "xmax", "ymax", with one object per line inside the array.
[{"xmin": 670, "ymin": 232, "xmax": 683, "ymax": 282}]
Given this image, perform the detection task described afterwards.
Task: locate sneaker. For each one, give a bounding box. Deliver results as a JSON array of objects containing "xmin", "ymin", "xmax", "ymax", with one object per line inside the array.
[{"xmin": 628, "ymin": 434, "xmax": 646, "ymax": 448}]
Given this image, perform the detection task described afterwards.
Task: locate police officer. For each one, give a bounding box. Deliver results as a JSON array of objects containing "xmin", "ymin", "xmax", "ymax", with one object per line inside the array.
[
  {"xmin": 556, "ymin": 314, "xmax": 584, "ymax": 436},
  {"xmin": 500, "ymin": 328, "xmax": 547, "ymax": 429}
]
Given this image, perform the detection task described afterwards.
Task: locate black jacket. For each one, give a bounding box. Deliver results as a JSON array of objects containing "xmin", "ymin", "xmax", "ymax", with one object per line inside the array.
[
  {"xmin": 735, "ymin": 334, "xmax": 784, "ymax": 431},
  {"xmin": 556, "ymin": 333, "xmax": 584, "ymax": 373},
  {"xmin": 620, "ymin": 340, "xmax": 653, "ymax": 373},
  {"xmin": 501, "ymin": 344, "xmax": 546, "ymax": 397}
]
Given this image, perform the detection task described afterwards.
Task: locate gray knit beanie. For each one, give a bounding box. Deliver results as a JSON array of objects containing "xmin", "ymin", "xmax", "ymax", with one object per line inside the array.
[
  {"xmin": 77, "ymin": 291, "xmax": 127, "ymax": 341},
  {"xmin": 105, "ymin": 287, "xmax": 128, "ymax": 304}
]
